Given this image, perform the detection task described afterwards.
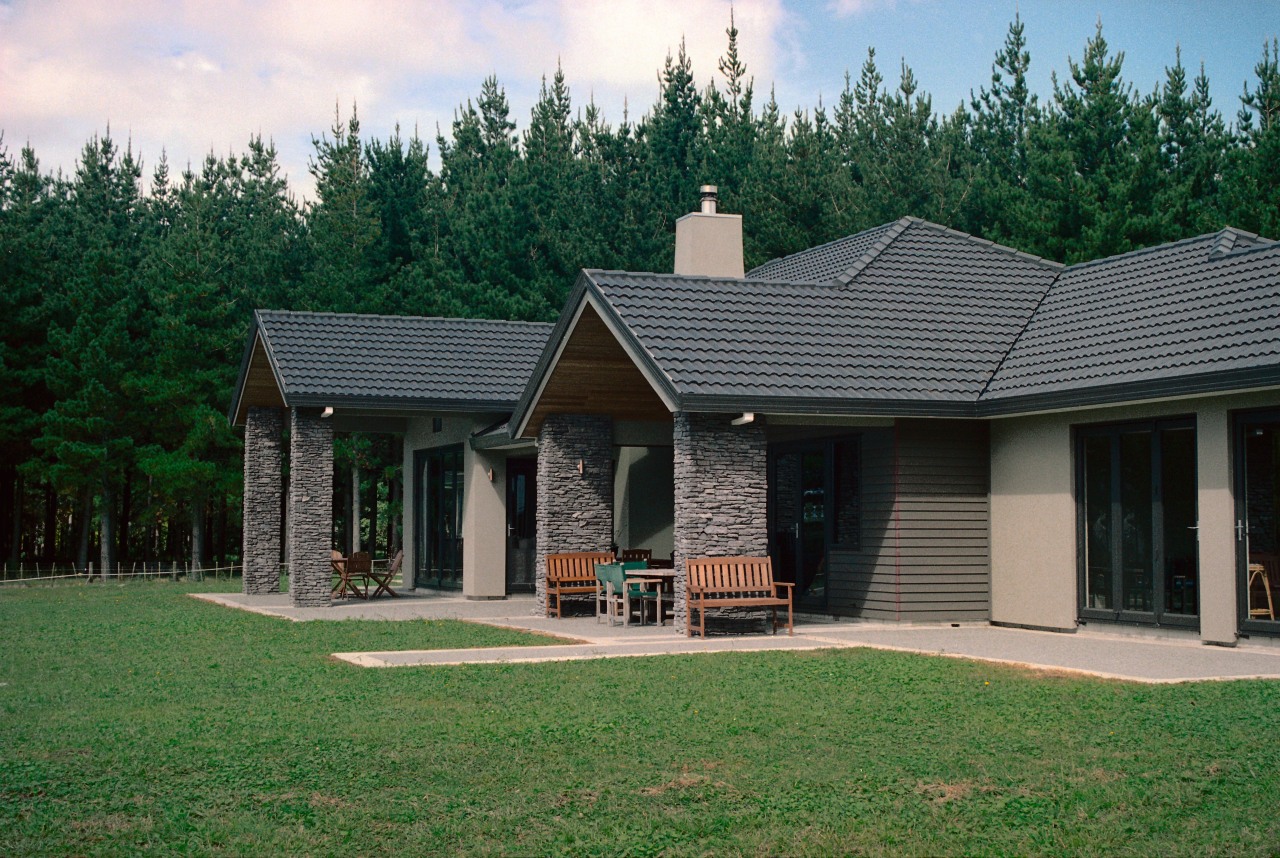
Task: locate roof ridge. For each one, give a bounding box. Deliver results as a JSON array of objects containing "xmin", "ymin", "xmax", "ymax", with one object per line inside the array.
[
  {"xmin": 744, "ymin": 220, "xmax": 901, "ymax": 278},
  {"xmin": 905, "ymin": 218, "xmax": 1066, "ymax": 271},
  {"xmin": 1209, "ymin": 226, "xmax": 1276, "ymax": 259},
  {"xmin": 833, "ymin": 217, "xmax": 915, "ymax": 286},
  {"xmin": 257, "ymin": 309, "xmax": 552, "ymax": 327},
  {"xmin": 587, "ymin": 268, "xmax": 842, "ymax": 289},
  {"xmin": 1059, "ymin": 227, "xmax": 1274, "ymax": 273}
]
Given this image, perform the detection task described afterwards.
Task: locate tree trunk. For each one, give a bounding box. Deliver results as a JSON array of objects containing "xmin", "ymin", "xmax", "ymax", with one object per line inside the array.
[
  {"xmin": 190, "ymin": 496, "xmax": 205, "ymax": 580},
  {"xmin": 77, "ymin": 489, "xmax": 92, "ymax": 572},
  {"xmin": 8, "ymin": 472, "xmax": 23, "ymax": 566},
  {"xmin": 351, "ymin": 461, "xmax": 361, "ymax": 554},
  {"xmin": 369, "ymin": 469, "xmax": 378, "ymax": 557},
  {"xmin": 119, "ymin": 474, "xmax": 132, "ymax": 564},
  {"xmin": 43, "ymin": 482, "xmax": 56, "ymax": 562},
  {"xmin": 100, "ymin": 485, "xmax": 116, "ymax": 578},
  {"xmin": 217, "ymin": 494, "xmax": 228, "ymax": 565}
]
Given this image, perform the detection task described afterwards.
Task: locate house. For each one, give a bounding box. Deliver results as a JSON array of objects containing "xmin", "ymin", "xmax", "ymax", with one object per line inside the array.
[{"xmin": 230, "ymin": 189, "xmax": 1280, "ymax": 645}]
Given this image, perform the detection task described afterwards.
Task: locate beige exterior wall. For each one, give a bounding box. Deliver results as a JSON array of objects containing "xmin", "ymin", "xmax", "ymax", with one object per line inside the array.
[
  {"xmin": 401, "ymin": 413, "xmax": 509, "ymax": 597},
  {"xmin": 673, "ymin": 212, "xmax": 744, "ymax": 278},
  {"xmin": 990, "ymin": 415, "xmax": 1076, "ymax": 629},
  {"xmin": 990, "ymin": 389, "xmax": 1280, "ymax": 642}
]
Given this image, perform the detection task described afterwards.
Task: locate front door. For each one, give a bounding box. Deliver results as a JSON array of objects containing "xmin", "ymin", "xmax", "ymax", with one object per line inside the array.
[
  {"xmin": 1077, "ymin": 419, "xmax": 1198, "ymax": 627},
  {"xmin": 1236, "ymin": 410, "xmax": 1280, "ymax": 633},
  {"xmin": 505, "ymin": 457, "xmax": 537, "ymax": 593},
  {"xmin": 770, "ymin": 444, "xmax": 829, "ymax": 611}
]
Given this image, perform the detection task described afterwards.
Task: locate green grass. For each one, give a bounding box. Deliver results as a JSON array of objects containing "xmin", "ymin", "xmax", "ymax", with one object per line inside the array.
[{"xmin": 2, "ymin": 581, "xmax": 1279, "ymax": 856}]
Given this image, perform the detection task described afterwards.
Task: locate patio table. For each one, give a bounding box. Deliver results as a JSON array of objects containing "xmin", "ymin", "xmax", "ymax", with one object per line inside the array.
[{"xmin": 626, "ymin": 567, "xmax": 676, "ymax": 625}]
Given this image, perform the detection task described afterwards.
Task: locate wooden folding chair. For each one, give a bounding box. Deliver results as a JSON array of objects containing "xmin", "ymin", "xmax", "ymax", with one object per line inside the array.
[
  {"xmin": 332, "ymin": 550, "xmax": 369, "ymax": 599},
  {"xmin": 367, "ymin": 550, "xmax": 402, "ymax": 599}
]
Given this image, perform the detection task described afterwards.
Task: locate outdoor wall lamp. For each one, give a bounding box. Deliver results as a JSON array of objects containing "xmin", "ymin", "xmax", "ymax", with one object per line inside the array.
[
  {"xmin": 577, "ymin": 458, "xmax": 584, "ymax": 475},
  {"xmin": 731, "ymin": 412, "xmax": 755, "ymax": 426},
  {"xmin": 321, "ymin": 406, "xmax": 334, "ymax": 418}
]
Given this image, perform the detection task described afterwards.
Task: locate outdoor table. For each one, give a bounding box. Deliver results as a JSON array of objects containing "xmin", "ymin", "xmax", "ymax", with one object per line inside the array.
[{"xmin": 625, "ymin": 567, "xmax": 676, "ymax": 625}]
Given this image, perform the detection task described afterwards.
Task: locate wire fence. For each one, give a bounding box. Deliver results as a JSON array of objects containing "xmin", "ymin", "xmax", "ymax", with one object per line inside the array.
[{"xmin": 0, "ymin": 562, "xmax": 245, "ymax": 584}]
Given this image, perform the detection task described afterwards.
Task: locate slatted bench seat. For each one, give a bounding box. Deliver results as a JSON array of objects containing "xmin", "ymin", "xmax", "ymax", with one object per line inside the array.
[
  {"xmin": 545, "ymin": 551, "xmax": 614, "ymax": 617},
  {"xmin": 685, "ymin": 556, "xmax": 794, "ymax": 638}
]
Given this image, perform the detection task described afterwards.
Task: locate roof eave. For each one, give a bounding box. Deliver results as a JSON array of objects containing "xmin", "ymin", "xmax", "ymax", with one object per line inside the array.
[
  {"xmin": 978, "ymin": 366, "xmax": 1280, "ymax": 418},
  {"xmin": 679, "ymin": 393, "xmax": 979, "ymax": 419},
  {"xmin": 288, "ymin": 393, "xmax": 519, "ymax": 414}
]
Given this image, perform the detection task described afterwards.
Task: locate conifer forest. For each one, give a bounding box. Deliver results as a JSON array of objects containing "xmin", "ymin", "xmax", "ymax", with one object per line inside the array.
[{"xmin": 3, "ymin": 18, "xmax": 1280, "ymax": 572}]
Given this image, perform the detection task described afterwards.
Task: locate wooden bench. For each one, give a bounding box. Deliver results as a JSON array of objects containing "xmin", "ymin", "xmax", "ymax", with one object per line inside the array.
[
  {"xmin": 545, "ymin": 552, "xmax": 614, "ymax": 617},
  {"xmin": 685, "ymin": 556, "xmax": 794, "ymax": 638}
]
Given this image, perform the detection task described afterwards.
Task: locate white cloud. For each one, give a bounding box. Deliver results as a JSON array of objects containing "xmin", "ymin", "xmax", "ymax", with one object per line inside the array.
[{"xmin": 0, "ymin": 0, "xmax": 790, "ymax": 199}]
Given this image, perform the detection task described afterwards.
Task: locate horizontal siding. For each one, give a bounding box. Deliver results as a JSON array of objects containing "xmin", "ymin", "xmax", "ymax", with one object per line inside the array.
[{"xmin": 826, "ymin": 419, "xmax": 991, "ymax": 622}]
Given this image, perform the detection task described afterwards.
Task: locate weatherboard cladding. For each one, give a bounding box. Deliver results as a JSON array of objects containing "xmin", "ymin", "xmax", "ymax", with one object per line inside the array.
[
  {"xmin": 984, "ymin": 230, "xmax": 1280, "ymax": 401},
  {"xmin": 256, "ymin": 311, "xmax": 551, "ymax": 407},
  {"xmin": 589, "ymin": 220, "xmax": 1059, "ymax": 405}
]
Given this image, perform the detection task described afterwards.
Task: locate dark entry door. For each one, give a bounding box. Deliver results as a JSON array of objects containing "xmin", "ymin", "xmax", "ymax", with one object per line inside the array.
[
  {"xmin": 1236, "ymin": 410, "xmax": 1280, "ymax": 633},
  {"xmin": 1077, "ymin": 420, "xmax": 1198, "ymax": 626},
  {"xmin": 413, "ymin": 446, "xmax": 464, "ymax": 589},
  {"xmin": 506, "ymin": 457, "xmax": 537, "ymax": 593},
  {"xmin": 770, "ymin": 444, "xmax": 829, "ymax": 611}
]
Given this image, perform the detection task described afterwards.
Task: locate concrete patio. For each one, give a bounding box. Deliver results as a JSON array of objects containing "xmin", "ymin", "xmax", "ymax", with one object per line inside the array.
[{"xmin": 194, "ymin": 591, "xmax": 1280, "ymax": 683}]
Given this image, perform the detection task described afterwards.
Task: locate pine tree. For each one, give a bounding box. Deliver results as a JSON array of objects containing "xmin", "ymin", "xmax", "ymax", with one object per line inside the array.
[
  {"xmin": 36, "ymin": 133, "xmax": 146, "ymax": 575},
  {"xmin": 301, "ymin": 105, "xmax": 382, "ymax": 312}
]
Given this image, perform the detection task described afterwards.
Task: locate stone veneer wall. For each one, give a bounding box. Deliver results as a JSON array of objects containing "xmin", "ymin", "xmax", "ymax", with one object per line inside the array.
[
  {"xmin": 242, "ymin": 406, "xmax": 284, "ymax": 594},
  {"xmin": 287, "ymin": 407, "xmax": 334, "ymax": 607},
  {"xmin": 673, "ymin": 412, "xmax": 768, "ymax": 632},
  {"xmin": 535, "ymin": 414, "xmax": 614, "ymax": 612}
]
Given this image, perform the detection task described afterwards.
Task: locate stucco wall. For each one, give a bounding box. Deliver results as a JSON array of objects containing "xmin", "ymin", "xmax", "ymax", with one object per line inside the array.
[
  {"xmin": 401, "ymin": 413, "xmax": 510, "ymax": 596},
  {"xmin": 990, "ymin": 389, "xmax": 1280, "ymax": 642}
]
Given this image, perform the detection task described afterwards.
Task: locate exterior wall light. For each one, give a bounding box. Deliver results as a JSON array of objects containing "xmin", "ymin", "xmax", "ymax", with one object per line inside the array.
[{"xmin": 731, "ymin": 412, "xmax": 755, "ymax": 426}]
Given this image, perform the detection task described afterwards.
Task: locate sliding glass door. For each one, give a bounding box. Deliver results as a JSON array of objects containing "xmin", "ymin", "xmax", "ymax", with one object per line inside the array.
[
  {"xmin": 1077, "ymin": 419, "xmax": 1198, "ymax": 627},
  {"xmin": 413, "ymin": 446, "xmax": 464, "ymax": 589},
  {"xmin": 1237, "ymin": 410, "xmax": 1280, "ymax": 634}
]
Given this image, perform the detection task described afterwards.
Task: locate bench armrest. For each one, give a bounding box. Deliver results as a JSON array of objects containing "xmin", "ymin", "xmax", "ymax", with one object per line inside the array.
[{"xmin": 773, "ymin": 581, "xmax": 795, "ymax": 589}]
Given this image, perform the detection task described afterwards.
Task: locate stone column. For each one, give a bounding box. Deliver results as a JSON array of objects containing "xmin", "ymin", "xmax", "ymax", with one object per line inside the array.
[
  {"xmin": 287, "ymin": 407, "xmax": 334, "ymax": 607},
  {"xmin": 242, "ymin": 406, "xmax": 284, "ymax": 595},
  {"xmin": 673, "ymin": 412, "xmax": 768, "ymax": 632},
  {"xmin": 535, "ymin": 414, "xmax": 614, "ymax": 613}
]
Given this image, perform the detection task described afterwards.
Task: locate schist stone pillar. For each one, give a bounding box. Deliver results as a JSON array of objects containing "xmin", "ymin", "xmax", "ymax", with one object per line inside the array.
[
  {"xmin": 242, "ymin": 406, "xmax": 284, "ymax": 595},
  {"xmin": 672, "ymin": 412, "xmax": 768, "ymax": 632},
  {"xmin": 535, "ymin": 414, "xmax": 613, "ymax": 613},
  {"xmin": 287, "ymin": 407, "xmax": 334, "ymax": 607}
]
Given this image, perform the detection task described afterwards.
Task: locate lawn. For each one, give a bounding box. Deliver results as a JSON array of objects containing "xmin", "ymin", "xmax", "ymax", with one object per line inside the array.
[{"xmin": 2, "ymin": 581, "xmax": 1278, "ymax": 856}]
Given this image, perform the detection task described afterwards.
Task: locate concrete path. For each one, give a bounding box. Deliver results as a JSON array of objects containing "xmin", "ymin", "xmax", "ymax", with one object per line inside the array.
[{"xmin": 194, "ymin": 591, "xmax": 1280, "ymax": 683}]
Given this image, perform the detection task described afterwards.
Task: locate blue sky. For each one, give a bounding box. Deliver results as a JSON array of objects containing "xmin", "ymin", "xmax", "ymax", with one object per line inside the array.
[{"xmin": 2, "ymin": 1, "xmax": 1278, "ymax": 200}]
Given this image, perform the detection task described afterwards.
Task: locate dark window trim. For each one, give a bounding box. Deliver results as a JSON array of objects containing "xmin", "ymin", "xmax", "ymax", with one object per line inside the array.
[
  {"xmin": 767, "ymin": 434, "xmax": 863, "ymax": 553},
  {"xmin": 1074, "ymin": 416, "xmax": 1199, "ymax": 630}
]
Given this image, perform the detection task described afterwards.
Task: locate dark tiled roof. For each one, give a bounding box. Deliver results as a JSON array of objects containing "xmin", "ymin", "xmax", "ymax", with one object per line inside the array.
[
  {"xmin": 587, "ymin": 219, "xmax": 1061, "ymax": 409},
  {"xmin": 984, "ymin": 229, "xmax": 1280, "ymax": 403},
  {"xmin": 257, "ymin": 310, "xmax": 552, "ymax": 409},
  {"xmin": 745, "ymin": 220, "xmax": 901, "ymax": 283}
]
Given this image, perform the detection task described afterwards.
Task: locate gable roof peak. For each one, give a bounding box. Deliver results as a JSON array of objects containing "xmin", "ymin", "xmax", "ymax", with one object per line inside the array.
[
  {"xmin": 892, "ymin": 218, "xmax": 1065, "ymax": 273},
  {"xmin": 1208, "ymin": 225, "xmax": 1274, "ymax": 259}
]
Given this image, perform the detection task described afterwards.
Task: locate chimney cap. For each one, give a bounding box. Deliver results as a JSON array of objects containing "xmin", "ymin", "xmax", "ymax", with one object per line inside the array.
[{"xmin": 699, "ymin": 184, "xmax": 719, "ymax": 215}]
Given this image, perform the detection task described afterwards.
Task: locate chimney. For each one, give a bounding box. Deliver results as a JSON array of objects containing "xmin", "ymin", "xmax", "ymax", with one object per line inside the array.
[{"xmin": 673, "ymin": 185, "xmax": 744, "ymax": 278}]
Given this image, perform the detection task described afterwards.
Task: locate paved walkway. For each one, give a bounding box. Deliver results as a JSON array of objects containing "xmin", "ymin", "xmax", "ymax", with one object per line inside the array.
[{"xmin": 194, "ymin": 591, "xmax": 1280, "ymax": 683}]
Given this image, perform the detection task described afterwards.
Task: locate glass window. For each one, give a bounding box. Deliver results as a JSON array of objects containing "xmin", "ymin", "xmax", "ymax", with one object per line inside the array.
[{"xmin": 1077, "ymin": 419, "xmax": 1197, "ymax": 626}]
